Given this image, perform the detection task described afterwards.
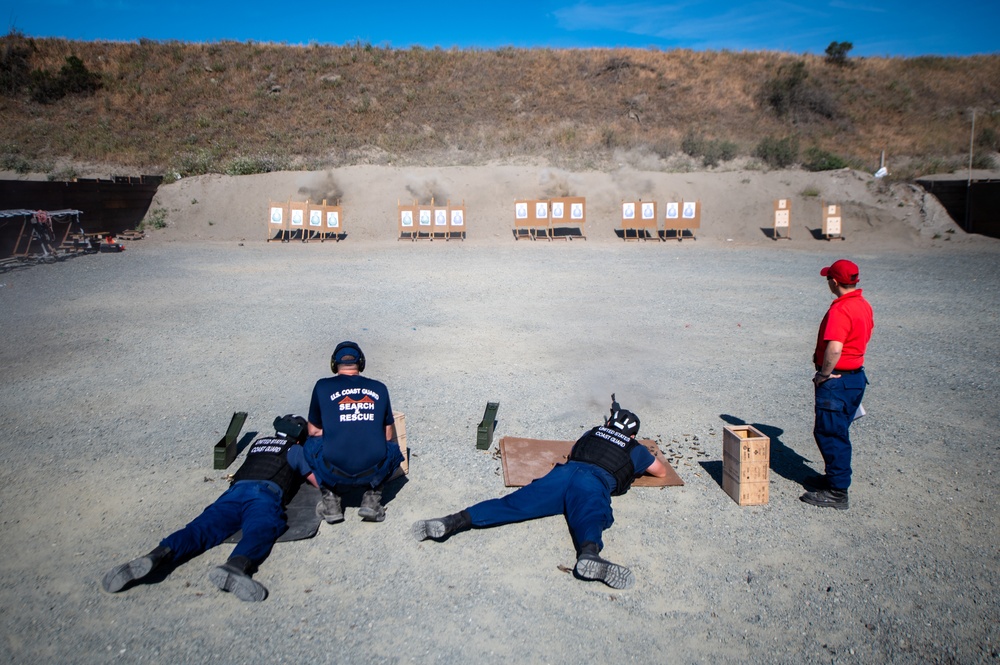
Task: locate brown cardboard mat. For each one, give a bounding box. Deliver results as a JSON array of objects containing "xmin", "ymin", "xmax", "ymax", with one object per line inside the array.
[{"xmin": 499, "ymin": 437, "xmax": 684, "ymax": 488}]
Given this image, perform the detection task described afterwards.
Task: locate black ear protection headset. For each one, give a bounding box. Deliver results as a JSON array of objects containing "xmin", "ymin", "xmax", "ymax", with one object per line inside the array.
[{"xmin": 331, "ymin": 341, "xmax": 366, "ymax": 374}]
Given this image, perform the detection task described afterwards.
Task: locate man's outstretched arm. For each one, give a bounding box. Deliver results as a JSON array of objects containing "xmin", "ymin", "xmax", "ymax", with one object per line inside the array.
[{"xmin": 645, "ymin": 457, "xmax": 669, "ymax": 478}]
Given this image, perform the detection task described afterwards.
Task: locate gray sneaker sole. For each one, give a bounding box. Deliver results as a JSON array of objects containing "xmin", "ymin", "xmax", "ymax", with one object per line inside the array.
[
  {"xmin": 575, "ymin": 557, "xmax": 635, "ymax": 589},
  {"xmin": 208, "ymin": 566, "xmax": 268, "ymax": 602},
  {"xmin": 101, "ymin": 556, "xmax": 154, "ymax": 593},
  {"xmin": 411, "ymin": 519, "xmax": 448, "ymax": 541}
]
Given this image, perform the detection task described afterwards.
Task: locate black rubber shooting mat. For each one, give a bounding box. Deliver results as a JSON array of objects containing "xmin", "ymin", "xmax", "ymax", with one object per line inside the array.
[{"xmin": 224, "ymin": 483, "xmax": 322, "ymax": 544}]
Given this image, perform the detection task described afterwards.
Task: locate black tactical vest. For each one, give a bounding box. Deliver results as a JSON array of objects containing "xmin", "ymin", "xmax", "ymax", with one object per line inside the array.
[
  {"xmin": 568, "ymin": 426, "xmax": 640, "ymax": 496},
  {"xmin": 232, "ymin": 436, "xmax": 298, "ymax": 498}
]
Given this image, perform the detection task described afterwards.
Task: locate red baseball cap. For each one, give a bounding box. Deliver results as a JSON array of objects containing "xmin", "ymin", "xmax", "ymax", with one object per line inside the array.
[{"xmin": 820, "ymin": 259, "xmax": 860, "ymax": 285}]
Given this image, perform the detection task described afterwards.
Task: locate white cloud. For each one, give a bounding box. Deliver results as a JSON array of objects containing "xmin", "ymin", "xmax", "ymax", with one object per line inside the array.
[
  {"xmin": 829, "ymin": 0, "xmax": 887, "ymax": 14},
  {"xmin": 553, "ymin": 1, "xmax": 829, "ymax": 48}
]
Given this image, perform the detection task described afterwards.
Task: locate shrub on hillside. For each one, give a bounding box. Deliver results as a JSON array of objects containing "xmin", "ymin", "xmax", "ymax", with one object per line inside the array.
[
  {"xmin": 651, "ymin": 138, "xmax": 673, "ymax": 159},
  {"xmin": 760, "ymin": 61, "xmax": 807, "ymax": 118},
  {"xmin": 46, "ymin": 166, "xmax": 79, "ymax": 181},
  {"xmin": 681, "ymin": 132, "xmax": 739, "ymax": 167},
  {"xmin": 0, "ymin": 30, "xmax": 36, "ymax": 96},
  {"xmin": 803, "ymin": 146, "xmax": 848, "ymax": 171},
  {"xmin": 28, "ymin": 69, "xmax": 62, "ymax": 103},
  {"xmin": 0, "ymin": 151, "xmax": 32, "ymax": 174},
  {"xmin": 824, "ymin": 42, "xmax": 853, "ymax": 67},
  {"xmin": 225, "ymin": 153, "xmax": 288, "ymax": 176},
  {"xmin": 173, "ymin": 149, "xmax": 218, "ymax": 177},
  {"xmin": 700, "ymin": 139, "xmax": 738, "ymax": 167},
  {"xmin": 29, "ymin": 55, "xmax": 101, "ymax": 104},
  {"xmin": 971, "ymin": 153, "xmax": 996, "ymax": 169},
  {"xmin": 681, "ymin": 132, "xmax": 703, "ymax": 157},
  {"xmin": 759, "ymin": 61, "xmax": 836, "ymax": 122},
  {"xmin": 976, "ymin": 127, "xmax": 998, "ymax": 152},
  {"xmin": 139, "ymin": 208, "xmax": 167, "ymax": 231},
  {"xmin": 754, "ymin": 136, "xmax": 799, "ymax": 168},
  {"xmin": 57, "ymin": 55, "xmax": 102, "ymax": 95}
]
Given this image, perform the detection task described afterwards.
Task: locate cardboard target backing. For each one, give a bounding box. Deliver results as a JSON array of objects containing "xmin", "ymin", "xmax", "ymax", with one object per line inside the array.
[
  {"xmin": 821, "ymin": 201, "xmax": 844, "ymax": 240},
  {"xmin": 621, "ymin": 200, "xmax": 657, "ymax": 241},
  {"xmin": 514, "ymin": 199, "xmax": 550, "ymax": 240},
  {"xmin": 773, "ymin": 199, "xmax": 791, "ymax": 240},
  {"xmin": 548, "ymin": 196, "xmax": 586, "ymax": 240}
]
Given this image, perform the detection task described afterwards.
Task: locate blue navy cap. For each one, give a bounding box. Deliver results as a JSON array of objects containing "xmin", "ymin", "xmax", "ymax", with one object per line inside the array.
[{"xmin": 334, "ymin": 344, "xmax": 361, "ymax": 364}]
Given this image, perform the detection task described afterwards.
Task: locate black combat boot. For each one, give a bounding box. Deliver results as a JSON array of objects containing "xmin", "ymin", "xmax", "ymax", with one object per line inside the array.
[
  {"xmin": 101, "ymin": 545, "xmax": 173, "ymax": 593},
  {"xmin": 574, "ymin": 542, "xmax": 635, "ymax": 590},
  {"xmin": 802, "ymin": 474, "xmax": 831, "ymax": 490},
  {"xmin": 411, "ymin": 511, "xmax": 472, "ymax": 541},
  {"xmin": 800, "ymin": 488, "xmax": 849, "ymax": 510},
  {"xmin": 208, "ymin": 555, "xmax": 268, "ymax": 602}
]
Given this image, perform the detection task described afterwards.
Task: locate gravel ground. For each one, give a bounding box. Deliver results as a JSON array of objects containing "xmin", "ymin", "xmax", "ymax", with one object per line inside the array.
[{"xmin": 1, "ymin": 238, "xmax": 999, "ymax": 664}]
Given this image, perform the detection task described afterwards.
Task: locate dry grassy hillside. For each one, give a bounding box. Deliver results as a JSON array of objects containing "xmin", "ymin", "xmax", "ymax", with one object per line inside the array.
[{"xmin": 2, "ymin": 32, "xmax": 999, "ymax": 180}]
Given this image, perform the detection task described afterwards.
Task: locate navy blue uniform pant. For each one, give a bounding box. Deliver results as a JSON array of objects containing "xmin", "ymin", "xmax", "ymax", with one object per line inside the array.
[
  {"xmin": 303, "ymin": 436, "xmax": 404, "ymax": 491},
  {"xmin": 814, "ymin": 370, "xmax": 867, "ymax": 490},
  {"xmin": 465, "ymin": 462, "xmax": 614, "ymax": 551},
  {"xmin": 161, "ymin": 480, "xmax": 286, "ymax": 564}
]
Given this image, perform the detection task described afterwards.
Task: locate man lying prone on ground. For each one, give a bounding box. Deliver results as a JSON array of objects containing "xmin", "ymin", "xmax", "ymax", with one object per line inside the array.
[
  {"xmin": 413, "ymin": 396, "xmax": 668, "ymax": 589},
  {"xmin": 101, "ymin": 415, "xmax": 317, "ymax": 602}
]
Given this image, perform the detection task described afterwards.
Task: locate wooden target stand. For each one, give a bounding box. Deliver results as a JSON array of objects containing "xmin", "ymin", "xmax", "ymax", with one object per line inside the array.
[
  {"xmin": 771, "ymin": 199, "xmax": 792, "ymax": 240},
  {"xmin": 447, "ymin": 203, "xmax": 466, "ymax": 240},
  {"xmin": 773, "ymin": 199, "xmax": 792, "ymax": 240},
  {"xmin": 513, "ymin": 199, "xmax": 550, "ymax": 240},
  {"xmin": 662, "ymin": 200, "xmax": 701, "ymax": 241},
  {"xmin": 513, "ymin": 197, "xmax": 587, "ymax": 240},
  {"xmin": 267, "ymin": 201, "xmax": 288, "ymax": 241},
  {"xmin": 268, "ymin": 199, "xmax": 343, "ymax": 242},
  {"xmin": 398, "ymin": 202, "xmax": 417, "ymax": 240},
  {"xmin": 549, "ymin": 197, "xmax": 587, "ymax": 240},
  {"xmin": 621, "ymin": 200, "xmax": 657, "ymax": 241},
  {"xmin": 307, "ymin": 199, "xmax": 344, "ymax": 242},
  {"xmin": 821, "ymin": 201, "xmax": 845, "ymax": 241},
  {"xmin": 398, "ymin": 199, "xmax": 465, "ymax": 241}
]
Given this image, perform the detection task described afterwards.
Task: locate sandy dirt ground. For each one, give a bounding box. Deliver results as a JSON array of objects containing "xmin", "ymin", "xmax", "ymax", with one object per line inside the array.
[
  {"xmin": 0, "ymin": 164, "xmax": 998, "ymax": 664},
  {"xmin": 143, "ymin": 164, "xmax": 965, "ymax": 247}
]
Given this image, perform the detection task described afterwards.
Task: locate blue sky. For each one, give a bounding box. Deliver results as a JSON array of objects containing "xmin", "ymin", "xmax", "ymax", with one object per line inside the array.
[{"xmin": 1, "ymin": 0, "xmax": 997, "ymax": 57}]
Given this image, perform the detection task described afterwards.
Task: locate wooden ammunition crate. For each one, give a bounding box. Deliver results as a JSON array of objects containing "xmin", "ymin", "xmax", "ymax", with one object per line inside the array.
[{"xmin": 722, "ymin": 425, "xmax": 770, "ymax": 506}]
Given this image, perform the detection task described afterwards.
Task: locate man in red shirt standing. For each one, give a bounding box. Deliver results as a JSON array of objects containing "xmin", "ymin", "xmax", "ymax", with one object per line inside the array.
[{"xmin": 801, "ymin": 259, "xmax": 874, "ymax": 510}]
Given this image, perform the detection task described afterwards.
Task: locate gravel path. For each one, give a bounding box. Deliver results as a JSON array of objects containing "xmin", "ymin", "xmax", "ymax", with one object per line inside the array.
[{"xmin": 1, "ymin": 238, "xmax": 998, "ymax": 664}]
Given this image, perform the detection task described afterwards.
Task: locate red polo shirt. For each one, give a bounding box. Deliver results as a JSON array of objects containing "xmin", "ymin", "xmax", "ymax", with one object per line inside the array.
[{"xmin": 814, "ymin": 289, "xmax": 874, "ymax": 371}]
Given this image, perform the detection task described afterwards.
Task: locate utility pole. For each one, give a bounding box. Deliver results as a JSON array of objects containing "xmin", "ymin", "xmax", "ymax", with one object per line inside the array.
[{"xmin": 966, "ymin": 109, "xmax": 975, "ymax": 233}]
